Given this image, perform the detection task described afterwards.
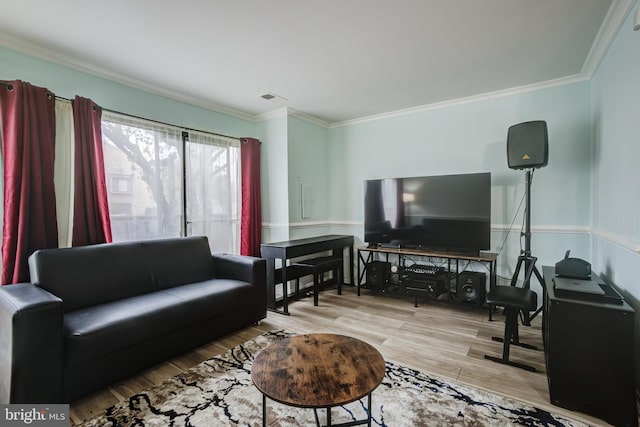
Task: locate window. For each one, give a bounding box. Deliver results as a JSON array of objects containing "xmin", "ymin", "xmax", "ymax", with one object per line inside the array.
[
  {"xmin": 110, "ymin": 202, "xmax": 132, "ymax": 216},
  {"xmin": 186, "ymin": 131, "xmax": 240, "ymax": 254},
  {"xmin": 110, "ymin": 175, "xmax": 133, "ymax": 193},
  {"xmin": 101, "ymin": 113, "xmax": 241, "ymax": 253}
]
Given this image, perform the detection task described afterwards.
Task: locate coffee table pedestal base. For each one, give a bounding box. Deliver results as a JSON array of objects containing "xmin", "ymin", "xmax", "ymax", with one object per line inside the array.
[{"xmin": 262, "ymin": 393, "xmax": 374, "ymax": 427}]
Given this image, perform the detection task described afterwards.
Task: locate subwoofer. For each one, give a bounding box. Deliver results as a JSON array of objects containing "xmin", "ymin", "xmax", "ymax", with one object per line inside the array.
[
  {"xmin": 507, "ymin": 120, "xmax": 548, "ymax": 169},
  {"xmin": 366, "ymin": 261, "xmax": 389, "ymax": 290},
  {"xmin": 457, "ymin": 271, "xmax": 486, "ymax": 305}
]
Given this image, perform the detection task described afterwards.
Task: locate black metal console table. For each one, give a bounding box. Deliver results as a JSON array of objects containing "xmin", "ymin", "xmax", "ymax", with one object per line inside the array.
[{"xmin": 261, "ymin": 235, "xmax": 354, "ymax": 315}]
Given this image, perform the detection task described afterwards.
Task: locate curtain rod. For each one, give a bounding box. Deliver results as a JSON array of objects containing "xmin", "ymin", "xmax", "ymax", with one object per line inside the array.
[
  {"xmin": 1, "ymin": 82, "xmax": 242, "ymax": 142},
  {"xmin": 57, "ymin": 95, "xmax": 241, "ymax": 142}
]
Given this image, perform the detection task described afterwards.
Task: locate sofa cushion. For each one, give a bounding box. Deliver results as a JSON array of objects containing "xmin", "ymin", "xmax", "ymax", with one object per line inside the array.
[
  {"xmin": 29, "ymin": 236, "xmax": 215, "ymax": 312},
  {"xmin": 163, "ymin": 279, "xmax": 256, "ymax": 325},
  {"xmin": 63, "ymin": 279, "xmax": 254, "ymax": 367}
]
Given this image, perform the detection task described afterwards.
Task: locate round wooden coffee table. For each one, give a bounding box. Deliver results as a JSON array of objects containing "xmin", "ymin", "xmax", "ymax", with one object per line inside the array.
[{"xmin": 251, "ymin": 333, "xmax": 385, "ymax": 427}]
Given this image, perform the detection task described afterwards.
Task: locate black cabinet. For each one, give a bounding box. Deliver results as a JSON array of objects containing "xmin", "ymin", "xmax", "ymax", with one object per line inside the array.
[{"xmin": 542, "ymin": 266, "xmax": 637, "ymax": 427}]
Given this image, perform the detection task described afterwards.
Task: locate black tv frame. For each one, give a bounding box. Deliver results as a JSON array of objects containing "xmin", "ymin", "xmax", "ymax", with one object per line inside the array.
[{"xmin": 364, "ymin": 172, "xmax": 491, "ymax": 255}]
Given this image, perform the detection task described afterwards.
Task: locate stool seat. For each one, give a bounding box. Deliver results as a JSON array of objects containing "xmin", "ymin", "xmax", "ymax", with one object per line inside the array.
[
  {"xmin": 486, "ymin": 285, "xmax": 537, "ymax": 312},
  {"xmin": 484, "ymin": 285, "xmax": 538, "ymax": 371},
  {"xmin": 292, "ymin": 256, "xmax": 343, "ymax": 306},
  {"xmin": 294, "ymin": 256, "xmax": 341, "ymax": 269}
]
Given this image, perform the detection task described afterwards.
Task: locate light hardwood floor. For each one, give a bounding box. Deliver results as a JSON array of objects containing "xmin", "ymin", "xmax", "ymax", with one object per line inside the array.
[{"xmin": 70, "ymin": 286, "xmax": 612, "ymax": 426}]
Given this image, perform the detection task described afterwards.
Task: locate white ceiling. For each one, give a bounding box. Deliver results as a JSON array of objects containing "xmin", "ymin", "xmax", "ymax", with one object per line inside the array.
[{"xmin": 0, "ymin": 0, "xmax": 633, "ymax": 126}]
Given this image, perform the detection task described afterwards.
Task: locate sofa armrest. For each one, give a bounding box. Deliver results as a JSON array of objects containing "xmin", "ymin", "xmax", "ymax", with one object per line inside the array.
[
  {"xmin": 0, "ymin": 283, "xmax": 63, "ymax": 403},
  {"xmin": 212, "ymin": 254, "xmax": 266, "ymax": 321}
]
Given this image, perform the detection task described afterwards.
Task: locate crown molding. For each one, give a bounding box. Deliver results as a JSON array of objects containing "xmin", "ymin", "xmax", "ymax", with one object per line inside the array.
[
  {"xmin": 329, "ymin": 74, "xmax": 589, "ymax": 128},
  {"xmin": 581, "ymin": 0, "xmax": 637, "ymax": 78},
  {"xmin": 258, "ymin": 71, "xmax": 587, "ymax": 128},
  {"xmin": 288, "ymin": 109, "xmax": 330, "ymax": 128},
  {"xmin": 2, "ymin": 0, "xmax": 633, "ymax": 130},
  {"xmin": 330, "ymin": 0, "xmax": 636, "ymax": 129},
  {"xmin": 256, "ymin": 107, "xmax": 331, "ymax": 128},
  {"xmin": 0, "ymin": 31, "xmax": 257, "ymax": 123},
  {"xmin": 255, "ymin": 107, "xmax": 289, "ymax": 122}
]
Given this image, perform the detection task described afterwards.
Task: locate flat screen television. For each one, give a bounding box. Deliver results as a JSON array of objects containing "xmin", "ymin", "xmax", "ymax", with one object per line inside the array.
[{"xmin": 364, "ymin": 172, "xmax": 491, "ymax": 254}]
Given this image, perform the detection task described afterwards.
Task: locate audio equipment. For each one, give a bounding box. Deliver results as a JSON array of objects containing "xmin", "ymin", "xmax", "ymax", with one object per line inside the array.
[
  {"xmin": 507, "ymin": 120, "xmax": 548, "ymax": 169},
  {"xmin": 555, "ymin": 250, "xmax": 591, "ymax": 280},
  {"xmin": 366, "ymin": 261, "xmax": 389, "ymax": 290},
  {"xmin": 388, "ymin": 264, "xmax": 405, "ymax": 293},
  {"xmin": 404, "ymin": 266, "xmax": 446, "ymax": 300},
  {"xmin": 405, "ymin": 277, "xmax": 444, "ymax": 299},
  {"xmin": 457, "ymin": 271, "xmax": 486, "ymax": 305},
  {"xmin": 403, "ymin": 265, "xmax": 444, "ymax": 275}
]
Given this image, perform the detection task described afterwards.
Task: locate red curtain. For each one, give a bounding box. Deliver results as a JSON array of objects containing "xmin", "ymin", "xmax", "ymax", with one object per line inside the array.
[
  {"xmin": 0, "ymin": 80, "xmax": 58, "ymax": 285},
  {"xmin": 240, "ymin": 137, "xmax": 262, "ymax": 257},
  {"xmin": 71, "ymin": 96, "xmax": 112, "ymax": 246}
]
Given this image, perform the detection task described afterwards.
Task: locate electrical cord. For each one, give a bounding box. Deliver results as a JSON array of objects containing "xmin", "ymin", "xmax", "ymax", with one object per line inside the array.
[
  {"xmin": 495, "ymin": 189, "xmax": 526, "ymax": 257},
  {"xmin": 519, "ymin": 169, "xmax": 535, "ymax": 255}
]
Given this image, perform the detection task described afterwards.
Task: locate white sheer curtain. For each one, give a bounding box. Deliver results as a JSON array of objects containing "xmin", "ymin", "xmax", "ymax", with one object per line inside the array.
[
  {"xmin": 186, "ymin": 131, "xmax": 240, "ymax": 253},
  {"xmin": 101, "ymin": 113, "xmax": 183, "ymax": 242},
  {"xmin": 100, "ymin": 113, "xmax": 241, "ymax": 253},
  {"xmin": 54, "ymin": 99, "xmax": 74, "ymax": 248}
]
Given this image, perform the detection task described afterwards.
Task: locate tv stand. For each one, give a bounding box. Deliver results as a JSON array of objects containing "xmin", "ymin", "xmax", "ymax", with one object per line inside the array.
[
  {"xmin": 396, "ymin": 244, "xmax": 481, "ymax": 258},
  {"xmin": 356, "ymin": 246, "xmax": 497, "ymax": 306}
]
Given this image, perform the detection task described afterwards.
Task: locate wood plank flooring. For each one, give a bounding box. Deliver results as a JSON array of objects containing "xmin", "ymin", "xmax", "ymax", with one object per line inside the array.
[{"xmin": 70, "ymin": 286, "xmax": 612, "ymax": 426}]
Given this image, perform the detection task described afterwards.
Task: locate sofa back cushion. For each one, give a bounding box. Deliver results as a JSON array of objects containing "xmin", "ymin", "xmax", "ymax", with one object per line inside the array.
[{"xmin": 29, "ymin": 236, "xmax": 215, "ymax": 312}]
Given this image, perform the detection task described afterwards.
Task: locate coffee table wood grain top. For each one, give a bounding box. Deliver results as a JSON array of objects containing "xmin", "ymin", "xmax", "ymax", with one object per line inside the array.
[{"xmin": 251, "ymin": 333, "xmax": 385, "ymax": 408}]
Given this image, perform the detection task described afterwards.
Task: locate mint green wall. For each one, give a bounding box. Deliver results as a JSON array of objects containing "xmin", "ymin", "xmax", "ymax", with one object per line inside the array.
[
  {"xmin": 328, "ymin": 82, "xmax": 593, "ymax": 290},
  {"xmin": 591, "ymin": 0, "xmax": 640, "ymax": 387},
  {"xmin": 592, "ymin": 3, "xmax": 640, "ymax": 256},
  {"xmin": 256, "ymin": 114, "xmax": 290, "ymax": 243},
  {"xmin": 0, "ymin": 46, "xmax": 255, "ymax": 137},
  {"xmin": 287, "ymin": 116, "xmax": 330, "ymax": 238},
  {"xmin": 0, "ymin": 45, "xmax": 328, "ymax": 245},
  {"xmin": 257, "ymin": 113, "xmax": 331, "ymax": 242}
]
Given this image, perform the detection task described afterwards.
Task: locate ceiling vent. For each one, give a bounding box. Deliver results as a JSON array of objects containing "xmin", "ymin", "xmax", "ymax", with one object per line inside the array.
[{"xmin": 260, "ymin": 92, "xmax": 288, "ymax": 103}]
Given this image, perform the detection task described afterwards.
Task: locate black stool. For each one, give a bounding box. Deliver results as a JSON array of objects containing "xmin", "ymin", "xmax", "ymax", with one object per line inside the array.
[
  {"xmin": 292, "ymin": 256, "xmax": 343, "ymax": 306},
  {"xmin": 484, "ymin": 285, "xmax": 538, "ymax": 371}
]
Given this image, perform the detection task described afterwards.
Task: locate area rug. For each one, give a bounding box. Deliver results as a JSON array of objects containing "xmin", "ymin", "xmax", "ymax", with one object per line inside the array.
[{"xmin": 78, "ymin": 329, "xmax": 588, "ymax": 427}]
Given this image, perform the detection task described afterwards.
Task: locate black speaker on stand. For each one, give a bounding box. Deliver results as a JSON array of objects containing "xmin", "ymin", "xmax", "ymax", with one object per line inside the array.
[
  {"xmin": 505, "ymin": 120, "xmax": 548, "ymax": 323},
  {"xmin": 507, "ymin": 121, "xmax": 548, "ymax": 169}
]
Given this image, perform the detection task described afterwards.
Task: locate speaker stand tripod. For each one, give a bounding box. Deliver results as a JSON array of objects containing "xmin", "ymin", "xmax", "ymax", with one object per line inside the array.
[{"xmin": 511, "ymin": 169, "xmax": 544, "ymax": 325}]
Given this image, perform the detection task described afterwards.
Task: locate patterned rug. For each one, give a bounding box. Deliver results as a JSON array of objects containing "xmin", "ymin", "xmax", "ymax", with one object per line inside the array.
[{"xmin": 78, "ymin": 330, "xmax": 588, "ymax": 427}]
